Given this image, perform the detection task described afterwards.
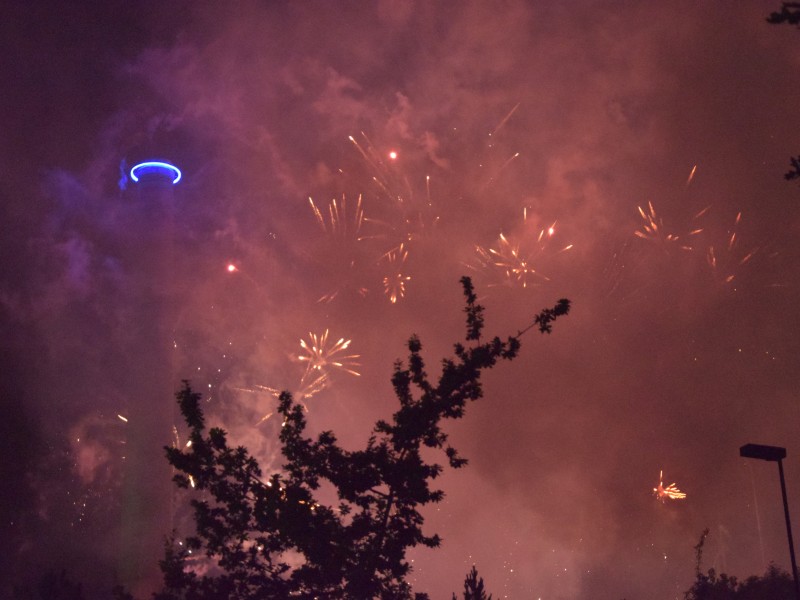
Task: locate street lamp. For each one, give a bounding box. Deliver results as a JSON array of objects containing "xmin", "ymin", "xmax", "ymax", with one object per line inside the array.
[{"xmin": 740, "ymin": 443, "xmax": 800, "ymax": 600}]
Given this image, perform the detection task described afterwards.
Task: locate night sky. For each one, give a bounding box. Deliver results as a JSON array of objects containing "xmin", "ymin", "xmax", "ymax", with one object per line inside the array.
[{"xmin": 2, "ymin": 2, "xmax": 800, "ymax": 599}]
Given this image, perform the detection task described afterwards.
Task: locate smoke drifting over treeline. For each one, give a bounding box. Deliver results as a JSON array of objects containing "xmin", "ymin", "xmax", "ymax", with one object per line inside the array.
[{"xmin": 2, "ymin": 2, "xmax": 800, "ymax": 598}]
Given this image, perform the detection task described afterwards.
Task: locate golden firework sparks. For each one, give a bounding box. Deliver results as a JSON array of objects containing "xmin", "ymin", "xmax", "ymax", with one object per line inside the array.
[
  {"xmin": 634, "ymin": 201, "xmax": 707, "ymax": 251},
  {"xmin": 472, "ymin": 212, "xmax": 572, "ymax": 288},
  {"xmin": 476, "ymin": 232, "xmax": 547, "ymax": 288},
  {"xmin": 380, "ymin": 243, "xmax": 411, "ymax": 304},
  {"xmin": 299, "ymin": 329, "xmax": 361, "ymax": 380},
  {"xmin": 309, "ymin": 194, "xmax": 365, "ymax": 241},
  {"xmin": 247, "ymin": 374, "xmax": 331, "ymax": 425},
  {"xmin": 654, "ymin": 469, "xmax": 686, "ymax": 501}
]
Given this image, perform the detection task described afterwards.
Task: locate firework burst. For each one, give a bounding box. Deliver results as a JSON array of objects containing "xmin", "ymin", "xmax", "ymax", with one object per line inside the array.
[
  {"xmin": 472, "ymin": 210, "xmax": 573, "ymax": 288},
  {"xmin": 380, "ymin": 243, "xmax": 412, "ymax": 304},
  {"xmin": 309, "ymin": 194, "xmax": 366, "ymax": 242},
  {"xmin": 346, "ymin": 133, "xmax": 442, "ymax": 248},
  {"xmin": 653, "ymin": 470, "xmax": 686, "ymax": 502},
  {"xmin": 634, "ymin": 201, "xmax": 708, "ymax": 251},
  {"xmin": 240, "ymin": 373, "xmax": 331, "ymax": 425},
  {"xmin": 308, "ymin": 194, "xmax": 373, "ymax": 303},
  {"xmin": 299, "ymin": 329, "xmax": 361, "ymax": 382}
]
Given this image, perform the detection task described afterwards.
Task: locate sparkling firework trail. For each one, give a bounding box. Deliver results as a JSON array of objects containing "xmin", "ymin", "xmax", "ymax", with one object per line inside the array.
[
  {"xmin": 478, "ymin": 152, "xmax": 520, "ymax": 191},
  {"xmin": 309, "ymin": 194, "xmax": 366, "ymax": 241},
  {"xmin": 686, "ymin": 164, "xmax": 697, "ymax": 186},
  {"xmin": 654, "ymin": 470, "xmax": 687, "ymax": 501}
]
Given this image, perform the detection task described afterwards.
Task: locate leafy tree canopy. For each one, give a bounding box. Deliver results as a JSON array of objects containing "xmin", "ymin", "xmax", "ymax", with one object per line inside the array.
[{"xmin": 155, "ymin": 277, "xmax": 569, "ymax": 599}]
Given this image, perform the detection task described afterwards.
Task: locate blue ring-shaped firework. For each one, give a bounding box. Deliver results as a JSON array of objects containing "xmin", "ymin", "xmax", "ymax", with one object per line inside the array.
[{"xmin": 130, "ymin": 161, "xmax": 182, "ymax": 184}]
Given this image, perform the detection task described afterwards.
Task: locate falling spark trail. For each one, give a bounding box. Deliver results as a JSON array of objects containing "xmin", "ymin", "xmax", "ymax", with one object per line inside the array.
[
  {"xmin": 480, "ymin": 152, "xmax": 520, "ymax": 190},
  {"xmin": 426, "ymin": 175, "xmax": 431, "ymax": 206},
  {"xmin": 349, "ymin": 134, "xmax": 375, "ymax": 168},
  {"xmin": 686, "ymin": 164, "xmax": 697, "ymax": 186},
  {"xmin": 490, "ymin": 102, "xmax": 521, "ymax": 137}
]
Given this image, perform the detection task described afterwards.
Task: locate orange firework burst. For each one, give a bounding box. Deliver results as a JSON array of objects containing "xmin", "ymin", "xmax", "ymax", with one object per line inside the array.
[
  {"xmin": 472, "ymin": 211, "xmax": 572, "ymax": 288},
  {"xmin": 634, "ymin": 201, "xmax": 707, "ymax": 251},
  {"xmin": 380, "ymin": 244, "xmax": 411, "ymax": 304},
  {"xmin": 299, "ymin": 329, "xmax": 361, "ymax": 382},
  {"xmin": 654, "ymin": 470, "xmax": 687, "ymax": 502}
]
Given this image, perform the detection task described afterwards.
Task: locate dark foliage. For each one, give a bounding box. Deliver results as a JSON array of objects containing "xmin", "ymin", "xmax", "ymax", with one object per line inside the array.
[
  {"xmin": 684, "ymin": 564, "xmax": 795, "ymax": 600},
  {"xmin": 12, "ymin": 570, "xmax": 85, "ymax": 600},
  {"xmin": 684, "ymin": 529, "xmax": 795, "ymax": 599},
  {"xmin": 451, "ymin": 565, "xmax": 492, "ymax": 600},
  {"xmin": 767, "ymin": 2, "xmax": 800, "ymax": 27},
  {"xmin": 784, "ymin": 156, "xmax": 800, "ymax": 182},
  {"xmin": 155, "ymin": 277, "xmax": 569, "ymax": 599}
]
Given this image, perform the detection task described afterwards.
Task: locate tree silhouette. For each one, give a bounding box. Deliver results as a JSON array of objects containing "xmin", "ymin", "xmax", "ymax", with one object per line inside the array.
[
  {"xmin": 154, "ymin": 277, "xmax": 569, "ymax": 599},
  {"xmin": 451, "ymin": 565, "xmax": 493, "ymax": 600},
  {"xmin": 784, "ymin": 156, "xmax": 800, "ymax": 183},
  {"xmin": 768, "ymin": 3, "xmax": 800, "ymax": 27},
  {"xmin": 684, "ymin": 529, "xmax": 795, "ymax": 599}
]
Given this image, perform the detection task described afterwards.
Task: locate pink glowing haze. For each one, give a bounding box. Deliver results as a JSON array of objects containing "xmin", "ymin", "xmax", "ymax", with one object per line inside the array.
[{"xmin": 1, "ymin": 2, "xmax": 799, "ymax": 599}]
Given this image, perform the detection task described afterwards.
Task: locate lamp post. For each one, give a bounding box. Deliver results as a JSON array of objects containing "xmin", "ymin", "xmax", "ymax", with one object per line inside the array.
[{"xmin": 740, "ymin": 443, "xmax": 800, "ymax": 600}]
